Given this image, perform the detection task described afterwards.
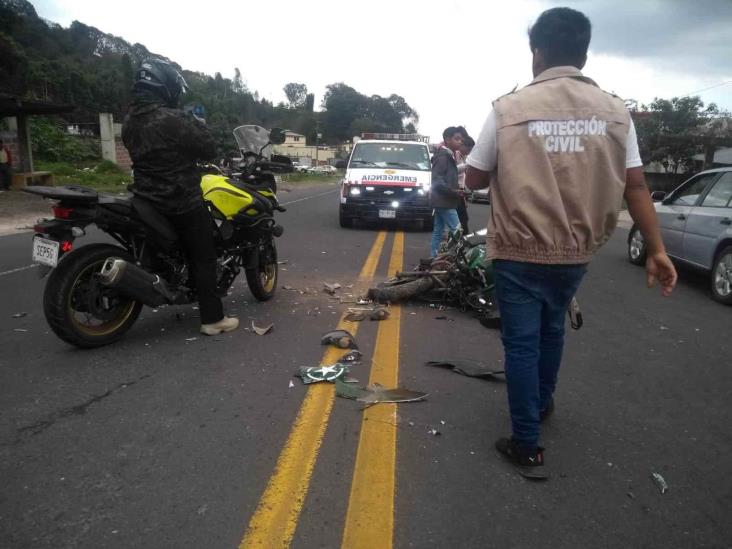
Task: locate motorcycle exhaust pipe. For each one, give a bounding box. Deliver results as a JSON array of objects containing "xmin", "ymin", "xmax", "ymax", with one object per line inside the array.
[{"xmin": 98, "ymin": 258, "xmax": 173, "ymax": 307}]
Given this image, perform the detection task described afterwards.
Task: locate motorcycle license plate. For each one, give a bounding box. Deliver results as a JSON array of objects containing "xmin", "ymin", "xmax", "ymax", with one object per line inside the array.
[
  {"xmin": 32, "ymin": 237, "xmax": 59, "ymax": 267},
  {"xmin": 378, "ymin": 209, "xmax": 396, "ymax": 219}
]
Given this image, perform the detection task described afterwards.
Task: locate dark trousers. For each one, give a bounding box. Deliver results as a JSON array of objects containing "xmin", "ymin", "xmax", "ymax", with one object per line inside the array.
[
  {"xmin": 165, "ymin": 204, "xmax": 224, "ymax": 324},
  {"xmin": 493, "ymin": 259, "xmax": 587, "ymax": 448},
  {"xmin": 456, "ymin": 199, "xmax": 469, "ymax": 234},
  {"xmin": 0, "ymin": 164, "xmax": 10, "ymax": 190}
]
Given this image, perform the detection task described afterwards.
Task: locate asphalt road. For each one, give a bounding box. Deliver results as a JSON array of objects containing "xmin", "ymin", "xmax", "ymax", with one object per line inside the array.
[{"xmin": 1, "ymin": 183, "xmax": 731, "ymax": 549}]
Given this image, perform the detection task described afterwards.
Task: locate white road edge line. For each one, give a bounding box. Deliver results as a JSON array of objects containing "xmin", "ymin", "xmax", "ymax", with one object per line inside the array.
[
  {"xmin": 280, "ymin": 188, "xmax": 338, "ymax": 206},
  {"xmin": 0, "ymin": 264, "xmax": 38, "ymax": 277}
]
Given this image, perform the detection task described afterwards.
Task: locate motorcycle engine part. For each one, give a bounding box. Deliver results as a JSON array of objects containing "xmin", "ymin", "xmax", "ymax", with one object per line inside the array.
[
  {"xmin": 321, "ymin": 329, "xmax": 358, "ymax": 349},
  {"xmin": 98, "ymin": 258, "xmax": 171, "ymax": 307}
]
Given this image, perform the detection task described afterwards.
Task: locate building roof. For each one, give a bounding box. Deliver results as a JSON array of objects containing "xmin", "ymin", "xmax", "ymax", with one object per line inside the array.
[
  {"xmin": 0, "ymin": 95, "xmax": 74, "ymax": 117},
  {"xmin": 284, "ymin": 130, "xmax": 305, "ymax": 137}
]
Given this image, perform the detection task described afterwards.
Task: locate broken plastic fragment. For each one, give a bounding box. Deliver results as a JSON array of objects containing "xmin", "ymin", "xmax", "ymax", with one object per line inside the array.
[
  {"xmin": 338, "ymin": 349, "xmax": 363, "ymax": 363},
  {"xmin": 185, "ymin": 337, "xmax": 197, "ymax": 342},
  {"xmin": 321, "ymin": 329, "xmax": 358, "ymax": 349},
  {"xmin": 288, "ymin": 380, "xmax": 295, "ymax": 388},
  {"xmin": 12, "ymin": 312, "xmax": 27, "ymax": 318},
  {"xmin": 651, "ymin": 472, "xmax": 668, "ymax": 494},
  {"xmin": 334, "ymin": 379, "xmax": 427, "ymax": 407},
  {"xmin": 428, "ymin": 428, "xmax": 441, "ymax": 436},
  {"xmin": 425, "ymin": 360, "xmax": 504, "ymax": 380},
  {"xmin": 252, "ymin": 321, "xmax": 273, "ymax": 336},
  {"xmin": 297, "ymin": 363, "xmax": 349, "ymax": 384},
  {"xmin": 323, "ymin": 282, "xmax": 341, "ymax": 295}
]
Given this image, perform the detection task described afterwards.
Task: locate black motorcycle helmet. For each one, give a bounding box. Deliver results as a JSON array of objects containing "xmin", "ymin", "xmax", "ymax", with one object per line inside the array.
[{"xmin": 133, "ymin": 58, "xmax": 188, "ymax": 108}]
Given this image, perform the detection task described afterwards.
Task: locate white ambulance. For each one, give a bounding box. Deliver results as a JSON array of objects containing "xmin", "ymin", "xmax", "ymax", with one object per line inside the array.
[{"xmin": 339, "ymin": 133, "xmax": 432, "ymax": 229}]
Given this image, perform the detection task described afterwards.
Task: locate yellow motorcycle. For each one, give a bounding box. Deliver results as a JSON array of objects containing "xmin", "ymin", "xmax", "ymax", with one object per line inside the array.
[{"xmin": 25, "ymin": 125, "xmax": 291, "ymax": 348}]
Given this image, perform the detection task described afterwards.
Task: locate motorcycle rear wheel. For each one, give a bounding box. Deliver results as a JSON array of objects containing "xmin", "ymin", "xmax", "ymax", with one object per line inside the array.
[
  {"xmin": 246, "ymin": 239, "xmax": 278, "ymax": 301},
  {"xmin": 44, "ymin": 244, "xmax": 143, "ymax": 348}
]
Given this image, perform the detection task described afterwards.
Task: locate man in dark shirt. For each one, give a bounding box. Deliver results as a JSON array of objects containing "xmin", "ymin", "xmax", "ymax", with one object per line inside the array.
[
  {"xmin": 430, "ymin": 127, "xmax": 464, "ymax": 256},
  {"xmin": 122, "ymin": 58, "xmax": 238, "ymax": 335}
]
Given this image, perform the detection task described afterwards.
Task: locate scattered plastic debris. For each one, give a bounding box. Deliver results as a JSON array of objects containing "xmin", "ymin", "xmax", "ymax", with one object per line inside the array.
[
  {"xmin": 252, "ymin": 322, "xmax": 274, "ymax": 336},
  {"xmin": 425, "ymin": 360, "xmax": 504, "ymax": 380},
  {"xmin": 13, "ymin": 328, "xmax": 28, "ymax": 332},
  {"xmin": 288, "ymin": 380, "xmax": 295, "ymax": 389},
  {"xmin": 323, "ymin": 282, "xmax": 341, "ymax": 295},
  {"xmin": 338, "ymin": 349, "xmax": 363, "ymax": 363},
  {"xmin": 185, "ymin": 337, "xmax": 197, "ymax": 342},
  {"xmin": 11, "ymin": 312, "xmax": 27, "ymax": 318},
  {"xmin": 278, "ymin": 260, "xmax": 289, "ymax": 265},
  {"xmin": 651, "ymin": 472, "xmax": 668, "ymax": 494},
  {"xmin": 428, "ymin": 428, "xmax": 441, "ymax": 436},
  {"xmin": 334, "ymin": 379, "xmax": 427, "ymax": 408},
  {"xmin": 321, "ymin": 329, "xmax": 358, "ymax": 349},
  {"xmin": 297, "ymin": 363, "xmax": 349, "ymax": 384},
  {"xmin": 344, "ymin": 307, "xmax": 390, "ymax": 322}
]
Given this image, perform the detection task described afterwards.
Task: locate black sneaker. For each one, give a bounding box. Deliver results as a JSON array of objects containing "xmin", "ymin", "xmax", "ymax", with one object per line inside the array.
[
  {"xmin": 495, "ymin": 437, "xmax": 548, "ymax": 480},
  {"xmin": 540, "ymin": 399, "xmax": 554, "ymax": 423}
]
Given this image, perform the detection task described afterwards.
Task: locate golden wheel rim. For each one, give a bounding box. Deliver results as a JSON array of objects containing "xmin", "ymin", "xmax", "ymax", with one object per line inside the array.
[
  {"xmin": 67, "ymin": 260, "xmax": 137, "ymax": 337},
  {"xmin": 260, "ymin": 263, "xmax": 277, "ymax": 293}
]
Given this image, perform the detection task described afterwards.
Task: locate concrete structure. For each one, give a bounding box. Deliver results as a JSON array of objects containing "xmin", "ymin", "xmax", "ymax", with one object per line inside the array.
[{"xmin": 273, "ymin": 130, "xmax": 336, "ymax": 166}]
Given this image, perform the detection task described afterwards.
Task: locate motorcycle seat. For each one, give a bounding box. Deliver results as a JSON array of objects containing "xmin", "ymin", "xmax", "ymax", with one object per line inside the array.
[
  {"xmin": 466, "ymin": 234, "xmax": 487, "ymax": 247},
  {"xmin": 132, "ymin": 196, "xmax": 178, "ymax": 250},
  {"xmin": 98, "ymin": 193, "xmax": 133, "ymax": 214}
]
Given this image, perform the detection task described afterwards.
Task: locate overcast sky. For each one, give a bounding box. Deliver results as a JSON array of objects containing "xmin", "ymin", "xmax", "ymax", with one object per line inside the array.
[{"xmin": 33, "ymin": 0, "xmax": 732, "ymax": 142}]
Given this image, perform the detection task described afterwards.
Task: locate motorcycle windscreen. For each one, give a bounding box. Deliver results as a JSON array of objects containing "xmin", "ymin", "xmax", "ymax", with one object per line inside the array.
[{"xmin": 233, "ymin": 125, "xmax": 272, "ymax": 158}]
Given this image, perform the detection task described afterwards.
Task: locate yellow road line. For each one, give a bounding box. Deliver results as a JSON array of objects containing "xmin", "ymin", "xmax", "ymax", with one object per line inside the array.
[
  {"xmin": 240, "ymin": 231, "xmax": 387, "ymax": 549},
  {"xmin": 341, "ymin": 231, "xmax": 404, "ymax": 549}
]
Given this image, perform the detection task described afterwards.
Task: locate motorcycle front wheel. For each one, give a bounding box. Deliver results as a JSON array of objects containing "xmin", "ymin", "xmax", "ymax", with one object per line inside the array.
[
  {"xmin": 245, "ymin": 238, "xmax": 278, "ymax": 301},
  {"xmin": 43, "ymin": 243, "xmax": 143, "ymax": 348}
]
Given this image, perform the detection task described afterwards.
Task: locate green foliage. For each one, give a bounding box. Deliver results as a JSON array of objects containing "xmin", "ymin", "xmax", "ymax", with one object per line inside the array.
[
  {"xmin": 1, "ymin": 0, "xmax": 419, "ymax": 155},
  {"xmin": 30, "ymin": 117, "xmax": 100, "ymax": 162},
  {"xmin": 36, "ymin": 160, "xmax": 131, "ymax": 192},
  {"xmin": 632, "ymin": 96, "xmax": 719, "ymax": 173}
]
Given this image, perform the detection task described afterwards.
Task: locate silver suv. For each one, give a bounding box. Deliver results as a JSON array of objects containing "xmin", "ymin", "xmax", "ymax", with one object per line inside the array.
[{"xmin": 628, "ymin": 167, "xmax": 732, "ymax": 304}]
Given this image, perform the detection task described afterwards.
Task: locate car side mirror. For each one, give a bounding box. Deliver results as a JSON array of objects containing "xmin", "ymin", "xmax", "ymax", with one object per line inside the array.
[
  {"xmin": 269, "ymin": 128, "xmax": 286, "ymax": 145},
  {"xmin": 650, "ymin": 191, "xmax": 667, "ymax": 202}
]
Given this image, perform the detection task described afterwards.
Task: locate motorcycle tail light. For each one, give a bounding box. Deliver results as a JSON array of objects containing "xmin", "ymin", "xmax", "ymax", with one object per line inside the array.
[
  {"xmin": 53, "ymin": 206, "xmax": 74, "ymax": 219},
  {"xmin": 61, "ymin": 241, "xmax": 73, "ymax": 252}
]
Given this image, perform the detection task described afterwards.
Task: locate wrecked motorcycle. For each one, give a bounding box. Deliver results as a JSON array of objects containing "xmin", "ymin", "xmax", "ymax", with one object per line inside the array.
[
  {"xmin": 25, "ymin": 125, "xmax": 291, "ymax": 348},
  {"xmin": 368, "ymin": 229, "xmax": 583, "ymax": 330}
]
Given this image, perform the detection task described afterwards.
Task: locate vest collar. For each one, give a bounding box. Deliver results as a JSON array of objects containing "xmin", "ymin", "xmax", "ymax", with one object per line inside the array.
[{"xmin": 529, "ymin": 66, "xmax": 599, "ymax": 88}]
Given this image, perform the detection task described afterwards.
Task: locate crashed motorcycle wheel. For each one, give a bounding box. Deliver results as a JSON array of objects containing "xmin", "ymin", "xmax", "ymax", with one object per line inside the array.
[
  {"xmin": 368, "ymin": 276, "xmax": 435, "ymax": 304},
  {"xmin": 246, "ymin": 238, "xmax": 278, "ymax": 301},
  {"xmin": 43, "ymin": 244, "xmax": 143, "ymax": 348}
]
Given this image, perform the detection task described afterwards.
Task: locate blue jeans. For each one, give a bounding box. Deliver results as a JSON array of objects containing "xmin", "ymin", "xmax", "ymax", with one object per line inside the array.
[
  {"xmin": 494, "ymin": 259, "xmax": 587, "ymax": 448},
  {"xmin": 430, "ymin": 208, "xmax": 461, "ymax": 257}
]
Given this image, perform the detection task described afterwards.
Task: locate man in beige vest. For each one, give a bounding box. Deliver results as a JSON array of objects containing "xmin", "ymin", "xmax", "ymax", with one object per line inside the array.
[{"xmin": 466, "ymin": 7, "xmax": 677, "ymax": 479}]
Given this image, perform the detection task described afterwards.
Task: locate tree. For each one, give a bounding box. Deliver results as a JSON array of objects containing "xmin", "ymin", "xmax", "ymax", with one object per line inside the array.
[
  {"xmin": 232, "ymin": 67, "xmax": 245, "ymax": 94},
  {"xmin": 633, "ymin": 96, "xmax": 720, "ymax": 173},
  {"xmin": 283, "ymin": 82, "xmax": 307, "ymax": 109}
]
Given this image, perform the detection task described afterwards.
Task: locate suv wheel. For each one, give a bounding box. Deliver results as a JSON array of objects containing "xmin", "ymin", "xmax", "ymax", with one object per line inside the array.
[
  {"xmin": 711, "ymin": 245, "xmax": 732, "ymax": 305},
  {"xmin": 339, "ymin": 209, "xmax": 353, "ymax": 228}
]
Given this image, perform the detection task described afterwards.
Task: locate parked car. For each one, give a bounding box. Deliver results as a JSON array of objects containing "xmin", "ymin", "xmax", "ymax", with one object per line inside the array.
[
  {"xmin": 291, "ymin": 162, "xmax": 309, "ymax": 173},
  {"xmin": 468, "ymin": 187, "xmax": 490, "ymax": 203},
  {"xmin": 627, "ymin": 167, "xmax": 732, "ymax": 304},
  {"xmin": 308, "ymin": 165, "xmax": 337, "ymax": 175}
]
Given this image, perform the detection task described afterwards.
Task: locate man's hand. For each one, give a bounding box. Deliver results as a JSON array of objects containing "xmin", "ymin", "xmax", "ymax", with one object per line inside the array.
[{"xmin": 646, "ymin": 252, "xmax": 677, "ymax": 296}]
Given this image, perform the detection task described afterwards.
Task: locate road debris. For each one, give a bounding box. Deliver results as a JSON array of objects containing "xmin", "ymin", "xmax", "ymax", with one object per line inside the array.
[
  {"xmin": 344, "ymin": 307, "xmax": 390, "ymax": 322},
  {"xmin": 334, "ymin": 379, "xmax": 427, "ymax": 408},
  {"xmin": 425, "ymin": 359, "xmax": 504, "ymax": 380},
  {"xmin": 434, "ymin": 315, "xmax": 454, "ymax": 321},
  {"xmin": 185, "ymin": 337, "xmax": 198, "ymax": 342},
  {"xmin": 297, "ymin": 363, "xmax": 349, "ymax": 384},
  {"xmin": 338, "ymin": 349, "xmax": 363, "ymax": 363},
  {"xmin": 428, "ymin": 428, "xmax": 441, "ymax": 436},
  {"xmin": 11, "ymin": 312, "xmax": 27, "ymax": 318},
  {"xmin": 251, "ymin": 322, "xmax": 274, "ymax": 336},
  {"xmin": 13, "ymin": 328, "xmax": 28, "ymax": 332},
  {"xmin": 323, "ymin": 282, "xmax": 341, "ymax": 295},
  {"xmin": 321, "ymin": 329, "xmax": 358, "ymax": 349},
  {"xmin": 651, "ymin": 472, "xmax": 668, "ymax": 494},
  {"xmin": 288, "ymin": 380, "xmax": 295, "ymax": 389}
]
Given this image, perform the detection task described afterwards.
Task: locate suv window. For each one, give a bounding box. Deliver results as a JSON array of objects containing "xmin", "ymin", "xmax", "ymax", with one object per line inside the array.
[
  {"xmin": 672, "ymin": 172, "xmax": 719, "ymax": 206},
  {"xmin": 701, "ymin": 172, "xmax": 732, "ymax": 208},
  {"xmin": 349, "ymin": 143, "xmax": 431, "ymax": 171}
]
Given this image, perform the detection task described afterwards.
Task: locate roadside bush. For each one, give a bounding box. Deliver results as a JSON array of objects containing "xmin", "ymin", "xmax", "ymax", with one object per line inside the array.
[
  {"xmin": 95, "ymin": 159, "xmax": 125, "ymax": 174},
  {"xmin": 30, "ymin": 117, "xmax": 100, "ymax": 163}
]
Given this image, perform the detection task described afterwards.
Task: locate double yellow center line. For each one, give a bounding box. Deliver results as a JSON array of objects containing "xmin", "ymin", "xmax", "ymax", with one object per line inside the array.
[{"xmin": 240, "ymin": 230, "xmax": 403, "ymax": 548}]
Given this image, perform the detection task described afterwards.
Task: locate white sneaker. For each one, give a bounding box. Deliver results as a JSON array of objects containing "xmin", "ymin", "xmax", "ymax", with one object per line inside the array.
[{"xmin": 200, "ymin": 316, "xmax": 239, "ymax": 335}]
